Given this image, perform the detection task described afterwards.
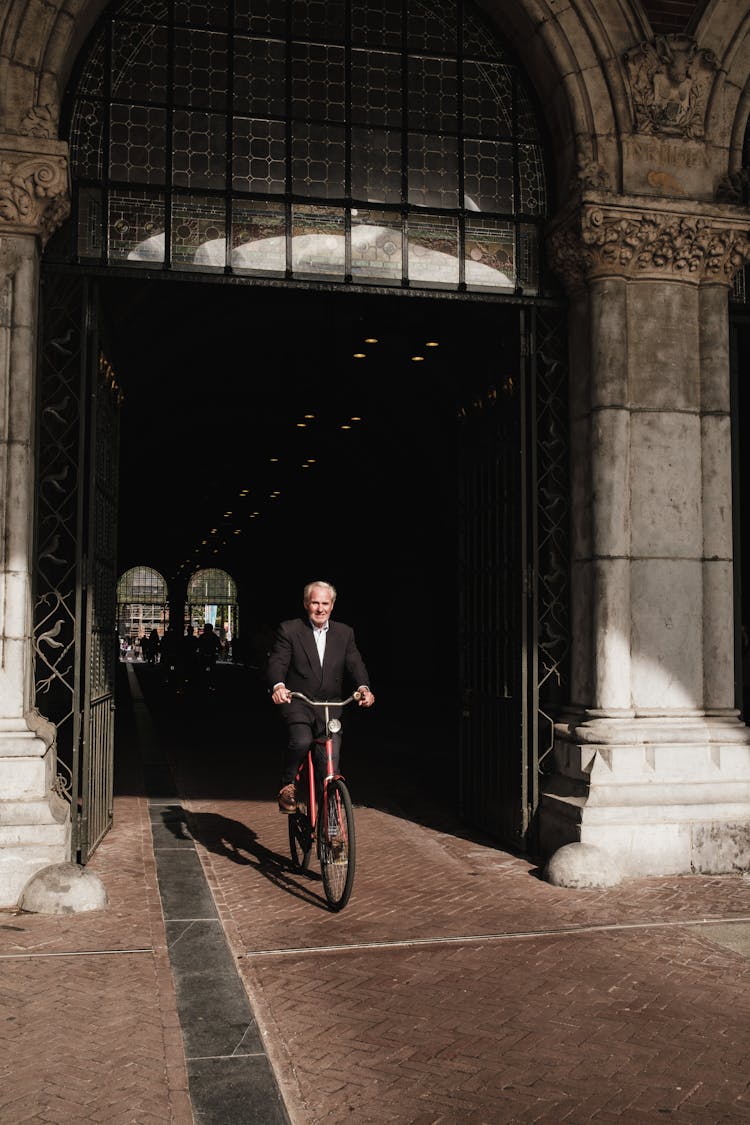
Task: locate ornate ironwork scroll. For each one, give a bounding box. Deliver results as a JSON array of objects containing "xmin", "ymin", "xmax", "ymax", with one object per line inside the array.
[
  {"xmin": 33, "ymin": 274, "xmax": 120, "ymax": 861},
  {"xmin": 533, "ymin": 305, "xmax": 570, "ymax": 778},
  {"xmin": 33, "ymin": 273, "xmax": 86, "ymax": 811}
]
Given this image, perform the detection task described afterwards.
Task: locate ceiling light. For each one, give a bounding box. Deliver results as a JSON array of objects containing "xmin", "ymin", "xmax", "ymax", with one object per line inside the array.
[
  {"xmin": 353, "ymin": 353, "xmax": 366, "ymax": 359},
  {"xmin": 296, "ymin": 422, "xmax": 306, "ymax": 428},
  {"xmin": 269, "ymin": 457, "xmax": 279, "ymax": 462},
  {"xmin": 411, "ymin": 355, "xmax": 425, "ymax": 362},
  {"xmin": 364, "ymin": 337, "xmax": 378, "ymax": 344},
  {"xmin": 351, "ymin": 416, "xmax": 361, "ymax": 422},
  {"xmin": 307, "ymin": 458, "xmax": 316, "ymax": 463},
  {"xmin": 425, "ymin": 340, "xmax": 439, "ymax": 347},
  {"xmin": 304, "ymin": 413, "xmax": 315, "ymax": 419},
  {"xmin": 234, "ymin": 529, "xmax": 241, "ymax": 535},
  {"xmin": 341, "ymin": 424, "xmax": 351, "ymax": 430},
  {"xmin": 223, "ymin": 511, "xmax": 232, "ymax": 517}
]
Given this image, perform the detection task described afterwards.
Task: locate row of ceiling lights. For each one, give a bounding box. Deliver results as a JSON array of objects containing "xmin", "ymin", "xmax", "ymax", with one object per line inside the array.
[
  {"xmin": 352, "ymin": 337, "xmax": 440, "ymax": 362},
  {"xmin": 176, "ymin": 334, "xmax": 440, "ymax": 573}
]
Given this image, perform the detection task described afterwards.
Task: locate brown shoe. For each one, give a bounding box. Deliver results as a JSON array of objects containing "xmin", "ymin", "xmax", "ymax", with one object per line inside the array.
[{"xmin": 278, "ymin": 783, "xmax": 297, "ymax": 813}]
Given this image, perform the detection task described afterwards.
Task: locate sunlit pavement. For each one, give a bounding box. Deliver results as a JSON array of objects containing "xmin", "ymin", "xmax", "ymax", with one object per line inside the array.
[{"xmin": 3, "ymin": 661, "xmax": 750, "ymax": 1123}]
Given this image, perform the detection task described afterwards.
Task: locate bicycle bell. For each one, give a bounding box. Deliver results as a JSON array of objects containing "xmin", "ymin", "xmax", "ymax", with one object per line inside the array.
[{"xmin": 327, "ymin": 718, "xmax": 342, "ymax": 734}]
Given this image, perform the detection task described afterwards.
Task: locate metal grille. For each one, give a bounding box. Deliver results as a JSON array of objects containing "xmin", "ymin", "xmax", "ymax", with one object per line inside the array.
[
  {"xmin": 458, "ymin": 361, "xmax": 526, "ymax": 845},
  {"xmin": 81, "ymin": 355, "xmax": 120, "ymax": 860},
  {"xmin": 34, "ymin": 277, "xmax": 121, "ymax": 862},
  {"xmin": 60, "ymin": 0, "xmax": 547, "ymax": 292},
  {"xmin": 34, "ymin": 273, "xmax": 87, "ymax": 810},
  {"xmin": 533, "ymin": 306, "xmax": 570, "ymax": 789},
  {"xmin": 457, "ymin": 304, "xmax": 568, "ymax": 850}
]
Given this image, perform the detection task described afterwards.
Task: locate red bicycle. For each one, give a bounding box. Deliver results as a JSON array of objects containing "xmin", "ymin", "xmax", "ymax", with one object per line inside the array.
[{"xmin": 287, "ymin": 691, "xmax": 358, "ymax": 911}]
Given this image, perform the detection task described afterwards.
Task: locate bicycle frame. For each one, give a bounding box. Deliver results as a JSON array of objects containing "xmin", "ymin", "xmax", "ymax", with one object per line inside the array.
[{"xmin": 292, "ymin": 694, "xmax": 357, "ymax": 829}]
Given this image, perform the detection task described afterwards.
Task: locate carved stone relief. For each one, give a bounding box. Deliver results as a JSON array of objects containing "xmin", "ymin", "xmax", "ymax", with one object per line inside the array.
[
  {"xmin": 0, "ymin": 150, "xmax": 69, "ymax": 243},
  {"xmin": 548, "ymin": 201, "xmax": 750, "ymax": 291},
  {"xmin": 624, "ymin": 35, "xmax": 718, "ymax": 140},
  {"xmin": 19, "ymin": 104, "xmax": 59, "ymax": 141},
  {"xmin": 571, "ymin": 153, "xmax": 612, "ymax": 198}
]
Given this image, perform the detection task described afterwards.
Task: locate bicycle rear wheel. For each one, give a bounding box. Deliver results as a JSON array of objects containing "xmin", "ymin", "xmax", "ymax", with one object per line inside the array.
[{"xmin": 318, "ymin": 778, "xmax": 355, "ymax": 911}]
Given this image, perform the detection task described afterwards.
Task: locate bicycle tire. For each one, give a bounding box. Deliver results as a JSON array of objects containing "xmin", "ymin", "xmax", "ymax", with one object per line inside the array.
[
  {"xmin": 318, "ymin": 778, "xmax": 356, "ymax": 911},
  {"xmin": 288, "ymin": 809, "xmax": 313, "ymax": 871}
]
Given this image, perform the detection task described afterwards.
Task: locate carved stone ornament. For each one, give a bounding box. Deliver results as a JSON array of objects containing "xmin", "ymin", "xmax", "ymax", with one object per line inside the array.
[
  {"xmin": 548, "ymin": 200, "xmax": 750, "ymax": 290},
  {"xmin": 0, "ymin": 152, "xmax": 70, "ymax": 243},
  {"xmin": 624, "ymin": 35, "xmax": 718, "ymax": 139},
  {"xmin": 716, "ymin": 169, "xmax": 750, "ymax": 206},
  {"xmin": 19, "ymin": 104, "xmax": 59, "ymax": 141},
  {"xmin": 571, "ymin": 152, "xmax": 612, "ymax": 198}
]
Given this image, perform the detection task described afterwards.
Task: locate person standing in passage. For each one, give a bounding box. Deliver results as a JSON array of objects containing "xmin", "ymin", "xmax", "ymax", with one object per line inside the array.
[
  {"xmin": 267, "ymin": 581, "xmax": 374, "ymax": 813},
  {"xmin": 197, "ymin": 621, "xmax": 221, "ymax": 690}
]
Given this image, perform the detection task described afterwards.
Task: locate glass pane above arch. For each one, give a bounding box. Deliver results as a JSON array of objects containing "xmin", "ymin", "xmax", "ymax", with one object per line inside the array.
[
  {"xmin": 117, "ymin": 564, "xmax": 168, "ymax": 602},
  {"xmin": 60, "ymin": 0, "xmax": 548, "ymax": 293},
  {"xmin": 187, "ymin": 567, "xmax": 238, "ymax": 603}
]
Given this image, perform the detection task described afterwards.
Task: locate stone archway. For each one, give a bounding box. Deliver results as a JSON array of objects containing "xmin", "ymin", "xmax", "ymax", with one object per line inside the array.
[{"xmin": 3, "ymin": 0, "xmax": 750, "ymax": 904}]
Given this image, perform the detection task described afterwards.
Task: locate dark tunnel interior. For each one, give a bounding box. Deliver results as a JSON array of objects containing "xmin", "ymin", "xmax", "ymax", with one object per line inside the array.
[{"xmin": 100, "ymin": 277, "xmax": 522, "ymax": 705}]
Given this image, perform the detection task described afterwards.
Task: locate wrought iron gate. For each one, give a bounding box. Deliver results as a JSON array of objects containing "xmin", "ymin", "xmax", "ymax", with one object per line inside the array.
[
  {"xmin": 458, "ymin": 304, "xmax": 569, "ymax": 851},
  {"xmin": 33, "ymin": 273, "xmax": 120, "ymax": 863}
]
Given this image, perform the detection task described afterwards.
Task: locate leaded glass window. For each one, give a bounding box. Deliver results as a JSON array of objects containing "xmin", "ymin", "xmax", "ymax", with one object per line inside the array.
[
  {"xmin": 116, "ymin": 565, "xmax": 169, "ymax": 642},
  {"xmin": 63, "ymin": 0, "xmax": 548, "ymax": 292},
  {"xmin": 186, "ymin": 568, "xmax": 239, "ymax": 639}
]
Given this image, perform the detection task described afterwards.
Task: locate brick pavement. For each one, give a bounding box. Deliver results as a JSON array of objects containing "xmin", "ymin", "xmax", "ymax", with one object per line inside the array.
[
  {"xmin": 4, "ymin": 662, "xmax": 750, "ymax": 1124},
  {"xmin": 146, "ymin": 664, "xmax": 750, "ymax": 1124},
  {"xmin": 0, "ymin": 702, "xmax": 192, "ymax": 1125}
]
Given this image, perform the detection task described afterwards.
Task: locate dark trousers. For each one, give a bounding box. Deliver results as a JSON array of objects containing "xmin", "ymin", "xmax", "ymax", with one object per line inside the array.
[{"xmin": 281, "ymin": 713, "xmax": 342, "ymax": 787}]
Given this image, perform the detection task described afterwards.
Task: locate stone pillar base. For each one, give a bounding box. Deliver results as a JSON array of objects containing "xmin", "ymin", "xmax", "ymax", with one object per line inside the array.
[
  {"xmin": 539, "ymin": 714, "xmax": 750, "ymax": 877},
  {"xmin": 0, "ymin": 714, "xmax": 71, "ymax": 907}
]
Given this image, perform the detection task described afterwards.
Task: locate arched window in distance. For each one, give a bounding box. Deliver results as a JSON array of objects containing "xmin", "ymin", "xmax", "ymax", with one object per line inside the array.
[
  {"xmin": 116, "ymin": 565, "xmax": 169, "ymax": 656},
  {"xmin": 186, "ymin": 568, "xmax": 239, "ymax": 654},
  {"xmin": 59, "ymin": 0, "xmax": 548, "ymax": 293}
]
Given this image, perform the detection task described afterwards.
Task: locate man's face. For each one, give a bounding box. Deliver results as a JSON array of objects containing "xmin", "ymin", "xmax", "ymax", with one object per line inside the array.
[{"xmin": 305, "ymin": 586, "xmax": 334, "ymax": 627}]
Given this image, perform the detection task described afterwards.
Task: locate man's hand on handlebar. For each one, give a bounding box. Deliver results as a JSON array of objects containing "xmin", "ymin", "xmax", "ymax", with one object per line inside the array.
[
  {"xmin": 357, "ymin": 687, "xmax": 375, "ymax": 708},
  {"xmin": 271, "ymin": 684, "xmax": 292, "ymax": 704}
]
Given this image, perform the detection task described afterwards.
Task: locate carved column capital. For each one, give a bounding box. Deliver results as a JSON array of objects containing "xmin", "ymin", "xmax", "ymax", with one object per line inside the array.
[
  {"xmin": 547, "ymin": 194, "xmax": 750, "ymax": 291},
  {"xmin": 0, "ymin": 137, "xmax": 70, "ymax": 246}
]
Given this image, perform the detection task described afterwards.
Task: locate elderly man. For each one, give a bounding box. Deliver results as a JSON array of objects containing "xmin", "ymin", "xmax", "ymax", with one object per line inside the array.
[{"xmin": 268, "ymin": 580, "xmax": 375, "ymax": 813}]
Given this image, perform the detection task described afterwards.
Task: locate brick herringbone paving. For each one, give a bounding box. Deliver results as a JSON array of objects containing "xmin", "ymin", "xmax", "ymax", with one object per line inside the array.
[
  {"xmin": 9, "ymin": 663, "xmax": 750, "ymax": 1124},
  {"xmin": 139, "ymin": 665, "xmax": 750, "ymax": 1123},
  {"xmin": 0, "ymin": 709, "xmax": 192, "ymax": 1125}
]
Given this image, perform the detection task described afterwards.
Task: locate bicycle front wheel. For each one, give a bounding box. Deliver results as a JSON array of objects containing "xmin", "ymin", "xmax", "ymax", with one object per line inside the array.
[{"xmin": 318, "ymin": 778, "xmax": 356, "ymax": 911}]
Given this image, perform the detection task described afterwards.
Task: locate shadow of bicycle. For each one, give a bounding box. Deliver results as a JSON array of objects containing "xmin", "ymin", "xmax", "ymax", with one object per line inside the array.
[{"xmin": 160, "ymin": 804, "xmax": 331, "ymax": 910}]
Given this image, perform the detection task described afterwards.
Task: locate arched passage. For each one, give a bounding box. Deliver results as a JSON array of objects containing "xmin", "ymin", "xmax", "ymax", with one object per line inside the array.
[
  {"xmin": 32, "ymin": 0, "xmax": 570, "ymax": 856},
  {"xmin": 116, "ymin": 564, "xmax": 169, "ymax": 656},
  {"xmin": 186, "ymin": 567, "xmax": 239, "ymax": 655}
]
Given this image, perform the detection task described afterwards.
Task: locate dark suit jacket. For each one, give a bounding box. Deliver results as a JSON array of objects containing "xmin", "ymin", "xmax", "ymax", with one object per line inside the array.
[{"xmin": 266, "ymin": 617, "xmax": 370, "ymax": 722}]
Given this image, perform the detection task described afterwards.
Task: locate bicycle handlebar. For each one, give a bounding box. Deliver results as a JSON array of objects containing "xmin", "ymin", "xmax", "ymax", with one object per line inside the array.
[{"xmin": 288, "ymin": 691, "xmax": 361, "ymax": 707}]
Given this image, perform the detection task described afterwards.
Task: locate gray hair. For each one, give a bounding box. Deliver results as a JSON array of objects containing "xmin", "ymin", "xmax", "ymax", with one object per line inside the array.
[{"xmin": 304, "ymin": 580, "xmax": 337, "ymax": 604}]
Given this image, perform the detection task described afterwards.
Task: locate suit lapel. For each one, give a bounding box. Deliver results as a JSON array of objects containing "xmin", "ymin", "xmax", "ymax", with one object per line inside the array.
[
  {"xmin": 298, "ymin": 618, "xmax": 319, "ymax": 672},
  {"xmin": 321, "ymin": 621, "xmax": 342, "ymax": 672}
]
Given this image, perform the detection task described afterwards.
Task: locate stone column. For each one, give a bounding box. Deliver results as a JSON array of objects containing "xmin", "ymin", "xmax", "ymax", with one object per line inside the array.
[
  {"xmin": 543, "ymin": 193, "xmax": 750, "ymax": 881},
  {"xmin": 0, "ymin": 135, "xmax": 72, "ymax": 906}
]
